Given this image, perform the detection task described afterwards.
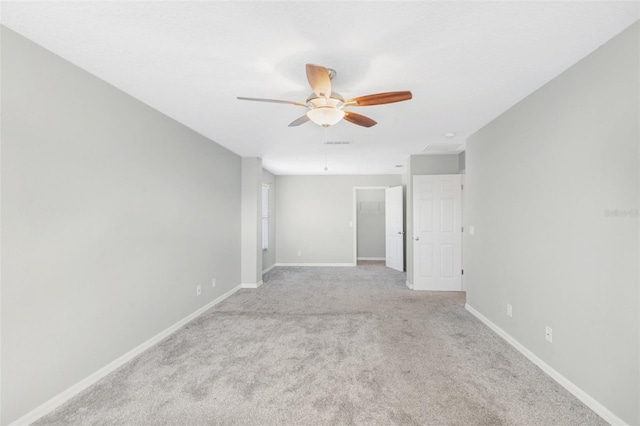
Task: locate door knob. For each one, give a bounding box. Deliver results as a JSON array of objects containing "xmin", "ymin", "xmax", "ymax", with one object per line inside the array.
[
  {"xmin": 397, "ymin": 231, "xmax": 404, "ymax": 235},
  {"xmin": 415, "ymin": 237, "xmax": 420, "ymax": 241}
]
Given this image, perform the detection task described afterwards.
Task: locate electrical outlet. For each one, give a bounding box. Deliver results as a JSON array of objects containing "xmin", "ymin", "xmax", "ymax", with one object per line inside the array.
[
  {"xmin": 297, "ymin": 250, "xmax": 302, "ymax": 257},
  {"xmin": 545, "ymin": 326, "xmax": 553, "ymax": 343},
  {"xmin": 196, "ymin": 285, "xmax": 202, "ymax": 296},
  {"xmin": 212, "ymin": 278, "xmax": 216, "ymax": 288},
  {"xmin": 506, "ymin": 303, "xmax": 512, "ymax": 318}
]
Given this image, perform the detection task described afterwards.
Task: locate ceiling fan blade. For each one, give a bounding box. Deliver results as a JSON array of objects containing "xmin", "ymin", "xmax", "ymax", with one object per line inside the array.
[
  {"xmin": 306, "ymin": 64, "xmax": 332, "ymax": 99},
  {"xmin": 346, "ymin": 91, "xmax": 413, "ymax": 106},
  {"xmin": 237, "ymin": 97, "xmax": 307, "ymax": 107},
  {"xmin": 288, "ymin": 115, "xmax": 310, "ymax": 127},
  {"xmin": 344, "ymin": 111, "xmax": 377, "ymax": 128}
]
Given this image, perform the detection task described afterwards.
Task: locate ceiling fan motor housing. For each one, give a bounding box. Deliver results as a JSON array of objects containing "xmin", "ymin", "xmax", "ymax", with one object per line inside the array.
[{"xmin": 306, "ymin": 92, "xmax": 344, "ymax": 105}]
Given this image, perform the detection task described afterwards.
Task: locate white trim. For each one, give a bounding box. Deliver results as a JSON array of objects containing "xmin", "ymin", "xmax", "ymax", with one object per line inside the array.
[
  {"xmin": 241, "ymin": 280, "xmax": 263, "ymax": 289},
  {"xmin": 461, "ymin": 174, "xmax": 466, "ymax": 292},
  {"xmin": 262, "ymin": 264, "xmax": 276, "ymax": 274},
  {"xmin": 275, "ymin": 263, "xmax": 355, "ymax": 267},
  {"xmin": 406, "ymin": 280, "xmax": 414, "ymax": 290},
  {"xmin": 9, "ymin": 285, "xmax": 242, "ymax": 426},
  {"xmin": 357, "ymin": 257, "xmax": 385, "ymax": 261},
  {"xmin": 464, "ymin": 304, "xmax": 627, "ymax": 426}
]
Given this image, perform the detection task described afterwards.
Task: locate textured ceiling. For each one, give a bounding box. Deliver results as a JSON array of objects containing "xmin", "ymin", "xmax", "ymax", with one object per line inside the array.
[{"xmin": 1, "ymin": 1, "xmax": 638, "ymax": 175}]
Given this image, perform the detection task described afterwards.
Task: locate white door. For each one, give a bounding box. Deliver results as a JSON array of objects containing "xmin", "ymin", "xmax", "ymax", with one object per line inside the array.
[
  {"xmin": 413, "ymin": 175, "xmax": 462, "ymax": 291},
  {"xmin": 385, "ymin": 186, "xmax": 404, "ymax": 271}
]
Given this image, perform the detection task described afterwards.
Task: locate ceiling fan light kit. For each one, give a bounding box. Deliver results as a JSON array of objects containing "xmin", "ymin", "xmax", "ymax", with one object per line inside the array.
[
  {"xmin": 238, "ymin": 64, "xmax": 412, "ymax": 128},
  {"xmin": 307, "ymin": 107, "xmax": 345, "ymax": 127}
]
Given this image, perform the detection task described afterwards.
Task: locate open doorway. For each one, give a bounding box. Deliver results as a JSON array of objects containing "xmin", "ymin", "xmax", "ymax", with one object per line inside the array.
[{"xmin": 353, "ymin": 187, "xmax": 387, "ymax": 266}]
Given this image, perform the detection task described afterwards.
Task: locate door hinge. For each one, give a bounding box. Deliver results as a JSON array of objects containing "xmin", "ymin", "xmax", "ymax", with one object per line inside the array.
[
  {"xmin": 461, "ymin": 184, "xmax": 464, "ymax": 190},
  {"xmin": 461, "ymin": 269, "xmax": 464, "ymax": 275},
  {"xmin": 461, "ymin": 226, "xmax": 464, "ymax": 232}
]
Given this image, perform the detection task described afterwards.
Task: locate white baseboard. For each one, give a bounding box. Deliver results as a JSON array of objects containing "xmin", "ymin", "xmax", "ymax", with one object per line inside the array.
[
  {"xmin": 276, "ymin": 263, "xmax": 356, "ymax": 267},
  {"xmin": 464, "ymin": 304, "xmax": 626, "ymax": 426},
  {"xmin": 405, "ymin": 281, "xmax": 414, "ymax": 290},
  {"xmin": 241, "ymin": 280, "xmax": 263, "ymax": 289},
  {"xmin": 262, "ymin": 264, "xmax": 276, "ymax": 274},
  {"xmin": 357, "ymin": 257, "xmax": 385, "ymax": 261},
  {"xmin": 9, "ymin": 285, "xmax": 242, "ymax": 426}
]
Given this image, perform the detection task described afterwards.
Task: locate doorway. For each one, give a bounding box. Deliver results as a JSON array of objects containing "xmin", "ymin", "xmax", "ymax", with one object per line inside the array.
[
  {"xmin": 354, "ymin": 188, "xmax": 386, "ymax": 265},
  {"xmin": 412, "ymin": 175, "xmax": 462, "ymax": 290},
  {"xmin": 352, "ymin": 186, "xmax": 404, "ymax": 270}
]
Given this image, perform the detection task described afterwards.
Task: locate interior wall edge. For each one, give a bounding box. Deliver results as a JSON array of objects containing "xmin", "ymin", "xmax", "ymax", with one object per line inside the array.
[
  {"xmin": 465, "ymin": 303, "xmax": 627, "ymax": 426},
  {"xmin": 7, "ymin": 285, "xmax": 242, "ymax": 426}
]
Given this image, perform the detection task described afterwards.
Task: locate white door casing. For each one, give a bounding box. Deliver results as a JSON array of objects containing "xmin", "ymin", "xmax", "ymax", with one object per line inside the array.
[
  {"xmin": 385, "ymin": 186, "xmax": 404, "ymax": 271},
  {"xmin": 412, "ymin": 175, "xmax": 462, "ymax": 291}
]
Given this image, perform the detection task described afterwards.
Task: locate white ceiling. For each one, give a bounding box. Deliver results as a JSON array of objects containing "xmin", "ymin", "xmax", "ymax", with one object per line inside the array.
[{"xmin": 1, "ymin": 1, "xmax": 638, "ymax": 175}]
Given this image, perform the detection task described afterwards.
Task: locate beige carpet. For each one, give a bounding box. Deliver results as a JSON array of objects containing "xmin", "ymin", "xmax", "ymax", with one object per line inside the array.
[{"xmin": 36, "ymin": 264, "xmax": 605, "ymax": 425}]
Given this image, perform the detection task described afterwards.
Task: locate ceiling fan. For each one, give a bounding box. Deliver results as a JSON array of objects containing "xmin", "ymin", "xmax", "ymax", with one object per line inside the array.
[{"xmin": 238, "ymin": 64, "xmax": 412, "ymax": 128}]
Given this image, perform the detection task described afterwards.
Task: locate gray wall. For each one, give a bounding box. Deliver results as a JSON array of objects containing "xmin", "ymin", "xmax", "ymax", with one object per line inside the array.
[
  {"xmin": 465, "ymin": 22, "xmax": 639, "ymax": 425},
  {"xmin": 405, "ymin": 154, "xmax": 461, "ymax": 284},
  {"xmin": 1, "ymin": 27, "xmax": 242, "ymax": 424},
  {"xmin": 262, "ymin": 169, "xmax": 276, "ymax": 271},
  {"xmin": 356, "ymin": 189, "xmax": 385, "ymax": 259},
  {"xmin": 240, "ymin": 157, "xmax": 262, "ymax": 285},
  {"xmin": 276, "ymin": 175, "xmax": 401, "ymax": 264},
  {"xmin": 410, "ymin": 154, "xmax": 460, "ymax": 176}
]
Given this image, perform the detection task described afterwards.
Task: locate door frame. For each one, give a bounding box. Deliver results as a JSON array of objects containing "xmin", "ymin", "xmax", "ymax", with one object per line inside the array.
[
  {"xmin": 412, "ymin": 174, "xmax": 462, "ymax": 291},
  {"xmin": 385, "ymin": 185, "xmax": 405, "ymax": 272},
  {"xmin": 352, "ymin": 186, "xmax": 390, "ymax": 266},
  {"xmin": 460, "ymin": 172, "xmax": 466, "ymax": 291}
]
